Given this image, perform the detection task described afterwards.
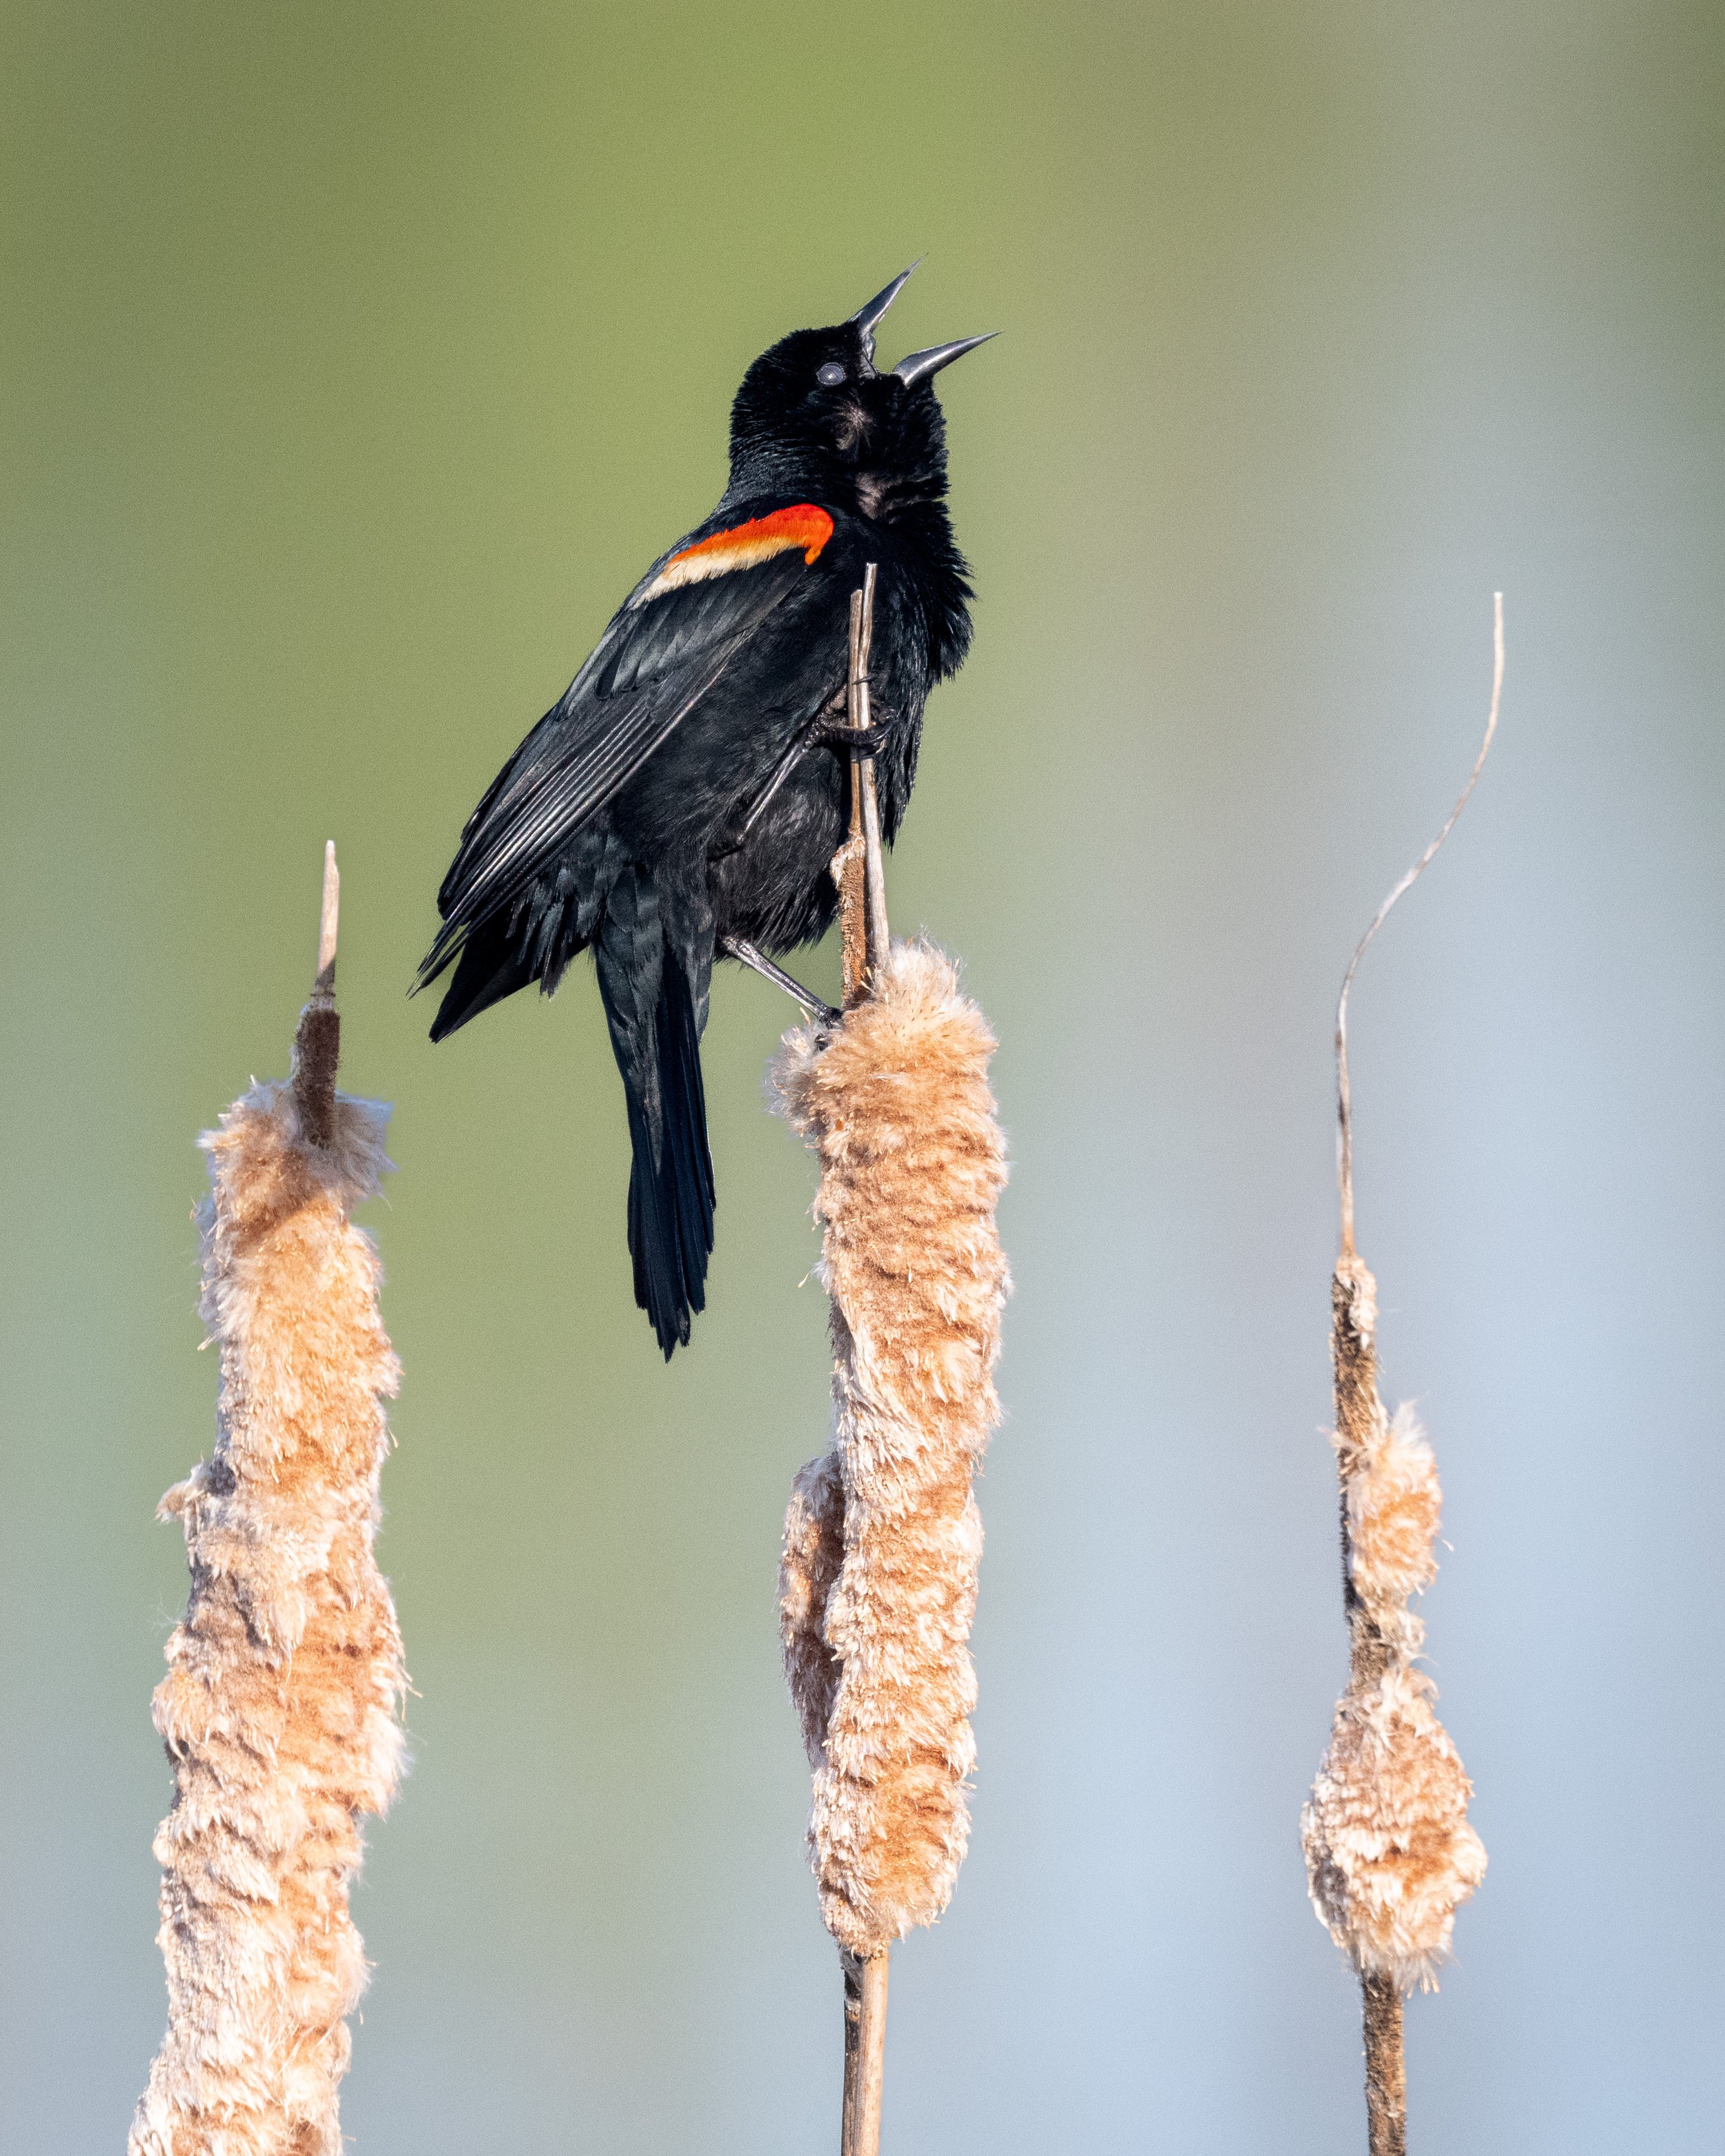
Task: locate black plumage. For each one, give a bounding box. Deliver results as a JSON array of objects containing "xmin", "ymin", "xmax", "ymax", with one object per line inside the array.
[{"xmin": 420, "ymin": 270, "xmax": 987, "ymax": 1355}]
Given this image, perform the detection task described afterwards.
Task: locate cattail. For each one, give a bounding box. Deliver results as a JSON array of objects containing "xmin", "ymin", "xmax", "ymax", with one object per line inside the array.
[
  {"xmin": 1301, "ymin": 604, "xmax": 1502, "ymax": 2155},
  {"xmin": 130, "ymin": 847, "xmax": 408, "ymax": 2156},
  {"xmin": 774, "ymin": 940, "xmax": 1007, "ymax": 1956},
  {"xmin": 1303, "ymin": 1256, "xmax": 1488, "ymax": 2147},
  {"xmin": 773, "ymin": 572, "xmax": 1009, "ymax": 2156}
]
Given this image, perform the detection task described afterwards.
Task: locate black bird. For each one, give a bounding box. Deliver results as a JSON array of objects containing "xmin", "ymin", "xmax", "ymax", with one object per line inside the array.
[{"xmin": 420, "ymin": 268, "xmax": 991, "ymax": 1356}]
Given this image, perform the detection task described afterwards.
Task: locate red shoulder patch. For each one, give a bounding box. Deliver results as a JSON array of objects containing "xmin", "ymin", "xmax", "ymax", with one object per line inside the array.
[{"xmin": 635, "ymin": 505, "xmax": 834, "ymax": 604}]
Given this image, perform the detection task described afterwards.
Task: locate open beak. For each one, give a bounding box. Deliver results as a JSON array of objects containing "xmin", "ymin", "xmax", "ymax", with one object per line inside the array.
[
  {"xmin": 893, "ymin": 332, "xmax": 998, "ymax": 387},
  {"xmin": 850, "ymin": 267, "xmax": 997, "ymax": 384},
  {"xmin": 850, "ymin": 263, "xmax": 919, "ymax": 346}
]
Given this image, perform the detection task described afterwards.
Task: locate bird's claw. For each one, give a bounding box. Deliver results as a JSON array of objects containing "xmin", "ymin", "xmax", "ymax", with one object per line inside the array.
[{"xmin": 811, "ymin": 715, "xmax": 893, "ymax": 758}]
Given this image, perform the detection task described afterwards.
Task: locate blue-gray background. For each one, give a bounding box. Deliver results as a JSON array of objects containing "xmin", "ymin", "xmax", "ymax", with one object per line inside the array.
[{"xmin": 3, "ymin": 3, "xmax": 1721, "ymax": 2148}]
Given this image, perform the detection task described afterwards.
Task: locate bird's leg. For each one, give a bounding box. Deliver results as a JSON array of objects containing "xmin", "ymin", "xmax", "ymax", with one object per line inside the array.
[
  {"xmin": 722, "ymin": 937, "xmax": 841, "ymax": 1029},
  {"xmin": 718, "ymin": 724, "xmax": 825, "ymax": 856},
  {"xmin": 708, "ymin": 699, "xmax": 838, "ymax": 862}
]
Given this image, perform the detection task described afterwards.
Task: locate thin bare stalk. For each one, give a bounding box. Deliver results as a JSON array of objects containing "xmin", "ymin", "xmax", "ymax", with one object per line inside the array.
[
  {"xmin": 840, "ymin": 1956, "xmax": 863, "ymax": 2152},
  {"xmin": 849, "ymin": 564, "xmax": 891, "ymax": 980},
  {"xmin": 1337, "ymin": 593, "xmax": 1504, "ymax": 1256},
  {"xmin": 315, "ymin": 835, "xmax": 339, "ymax": 987},
  {"xmin": 833, "ymin": 568, "xmax": 889, "ymax": 1005},
  {"xmin": 836, "ymin": 596, "xmax": 869, "ymax": 1005},
  {"xmin": 847, "ymin": 1952, "xmax": 889, "ymax": 2156},
  {"xmin": 1361, "ymin": 1974, "xmax": 1407, "ymax": 2156}
]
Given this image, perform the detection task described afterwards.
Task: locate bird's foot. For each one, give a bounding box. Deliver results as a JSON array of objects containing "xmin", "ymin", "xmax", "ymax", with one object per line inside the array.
[
  {"xmin": 809, "ymin": 715, "xmax": 893, "ymax": 758},
  {"xmin": 722, "ymin": 937, "xmax": 841, "ymax": 1029}
]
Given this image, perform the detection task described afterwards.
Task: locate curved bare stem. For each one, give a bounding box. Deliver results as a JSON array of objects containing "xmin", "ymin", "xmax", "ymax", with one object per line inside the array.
[{"xmin": 1337, "ymin": 595, "xmax": 1505, "ymax": 1256}]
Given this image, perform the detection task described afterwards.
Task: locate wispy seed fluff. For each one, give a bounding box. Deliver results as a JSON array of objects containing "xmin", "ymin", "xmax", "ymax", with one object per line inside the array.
[
  {"xmin": 1301, "ymin": 1252, "xmax": 1486, "ymax": 1993},
  {"xmin": 773, "ymin": 942, "xmax": 1009, "ymax": 1961},
  {"xmin": 129, "ymin": 1078, "xmax": 407, "ymax": 2156}
]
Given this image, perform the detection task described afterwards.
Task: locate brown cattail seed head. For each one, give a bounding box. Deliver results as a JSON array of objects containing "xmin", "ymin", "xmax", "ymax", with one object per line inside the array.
[
  {"xmin": 1350, "ymin": 1403, "xmax": 1442, "ymax": 1622},
  {"xmin": 129, "ymin": 1078, "xmax": 406, "ymax": 2156},
  {"xmin": 1302, "ymin": 1254, "xmax": 1486, "ymax": 1994},
  {"xmin": 1303, "ymin": 1660, "xmax": 1488, "ymax": 1990},
  {"xmin": 773, "ymin": 942, "xmax": 1009, "ymax": 1960},
  {"xmin": 780, "ymin": 1450, "xmax": 846, "ymax": 1773}
]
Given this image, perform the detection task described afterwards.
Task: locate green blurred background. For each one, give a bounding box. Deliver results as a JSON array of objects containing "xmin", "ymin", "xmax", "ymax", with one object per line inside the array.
[{"xmin": 4, "ymin": 3, "xmax": 1722, "ymax": 2148}]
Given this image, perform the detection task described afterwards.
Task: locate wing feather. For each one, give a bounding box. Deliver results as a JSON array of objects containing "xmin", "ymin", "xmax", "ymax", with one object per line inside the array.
[{"xmin": 422, "ymin": 522, "xmax": 822, "ymax": 982}]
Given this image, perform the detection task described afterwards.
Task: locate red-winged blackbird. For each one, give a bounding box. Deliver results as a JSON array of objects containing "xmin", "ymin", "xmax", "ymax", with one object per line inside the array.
[{"xmin": 420, "ymin": 268, "xmax": 990, "ymax": 1356}]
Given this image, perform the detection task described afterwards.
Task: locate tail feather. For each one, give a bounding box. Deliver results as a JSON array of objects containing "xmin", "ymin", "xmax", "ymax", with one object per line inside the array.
[
  {"xmin": 660, "ymin": 955, "xmax": 715, "ymax": 1294},
  {"xmin": 596, "ymin": 876, "xmax": 716, "ymax": 1357}
]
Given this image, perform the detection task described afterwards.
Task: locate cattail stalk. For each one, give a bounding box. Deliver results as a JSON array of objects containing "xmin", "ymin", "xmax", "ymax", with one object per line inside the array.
[
  {"xmin": 776, "ymin": 575, "xmax": 1009, "ymax": 2156},
  {"xmin": 850, "ymin": 564, "xmax": 891, "ymax": 980},
  {"xmin": 834, "ymin": 564, "xmax": 887, "ymax": 1007},
  {"xmin": 130, "ymin": 846, "xmax": 407, "ymax": 2156},
  {"xmin": 1301, "ymin": 602, "xmax": 1503, "ymax": 2155}
]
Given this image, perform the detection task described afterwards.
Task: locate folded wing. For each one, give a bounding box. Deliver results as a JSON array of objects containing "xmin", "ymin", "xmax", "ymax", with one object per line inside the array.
[{"xmin": 421, "ymin": 504, "xmax": 836, "ymax": 986}]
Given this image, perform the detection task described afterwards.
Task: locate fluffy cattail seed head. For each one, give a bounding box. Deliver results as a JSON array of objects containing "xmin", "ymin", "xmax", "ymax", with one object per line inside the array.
[
  {"xmin": 773, "ymin": 942, "xmax": 1009, "ymax": 1961},
  {"xmin": 129, "ymin": 1074, "xmax": 406, "ymax": 2156},
  {"xmin": 1303, "ymin": 1255, "xmax": 1485, "ymax": 1995}
]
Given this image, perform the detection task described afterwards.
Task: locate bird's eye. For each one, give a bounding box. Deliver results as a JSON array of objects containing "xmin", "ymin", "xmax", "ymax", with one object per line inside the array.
[{"xmin": 816, "ymin": 362, "xmax": 847, "ymax": 386}]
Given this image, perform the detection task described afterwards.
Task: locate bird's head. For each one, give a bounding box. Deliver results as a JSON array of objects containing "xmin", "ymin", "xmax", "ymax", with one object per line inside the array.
[{"xmin": 726, "ymin": 266, "xmax": 994, "ymax": 520}]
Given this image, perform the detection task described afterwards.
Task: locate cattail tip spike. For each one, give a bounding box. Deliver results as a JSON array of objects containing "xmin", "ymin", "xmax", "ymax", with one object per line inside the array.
[{"xmin": 315, "ymin": 841, "xmax": 339, "ymax": 994}]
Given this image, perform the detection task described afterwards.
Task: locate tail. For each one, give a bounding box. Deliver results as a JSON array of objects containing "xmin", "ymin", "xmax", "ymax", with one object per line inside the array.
[{"xmin": 594, "ymin": 873, "xmax": 716, "ymax": 1358}]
